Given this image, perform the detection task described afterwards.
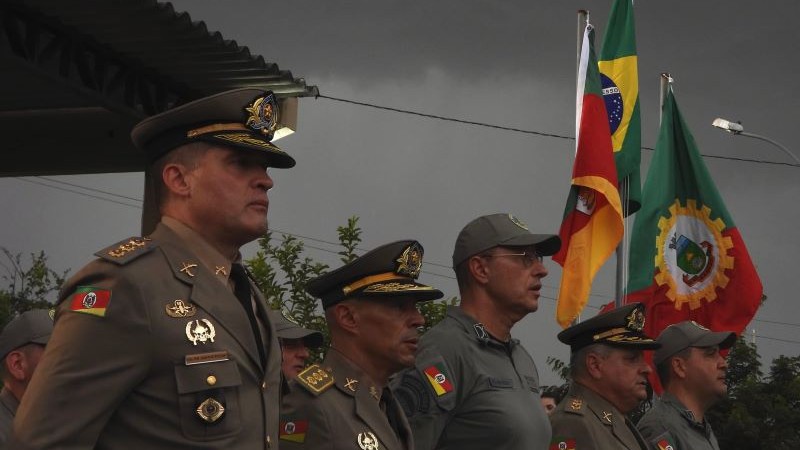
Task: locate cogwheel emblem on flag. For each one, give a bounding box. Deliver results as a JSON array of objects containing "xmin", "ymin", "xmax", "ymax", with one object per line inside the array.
[{"xmin": 655, "ymin": 199, "xmax": 734, "ymax": 310}]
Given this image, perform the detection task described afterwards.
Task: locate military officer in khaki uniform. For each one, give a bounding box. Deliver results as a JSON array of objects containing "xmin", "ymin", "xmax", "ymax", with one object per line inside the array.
[
  {"xmin": 549, "ymin": 303, "xmax": 661, "ymax": 450},
  {"xmin": 280, "ymin": 240, "xmax": 443, "ymax": 450},
  {"xmin": 11, "ymin": 89, "xmax": 297, "ymax": 449}
]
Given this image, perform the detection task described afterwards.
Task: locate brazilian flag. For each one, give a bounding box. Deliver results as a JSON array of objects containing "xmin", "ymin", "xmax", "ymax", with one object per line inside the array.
[{"xmin": 599, "ymin": 0, "xmax": 641, "ymax": 216}]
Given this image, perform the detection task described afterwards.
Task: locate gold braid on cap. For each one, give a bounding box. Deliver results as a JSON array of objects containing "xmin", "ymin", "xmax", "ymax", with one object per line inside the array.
[
  {"xmin": 186, "ymin": 123, "xmax": 249, "ymax": 138},
  {"xmin": 342, "ymin": 272, "xmax": 410, "ymax": 295}
]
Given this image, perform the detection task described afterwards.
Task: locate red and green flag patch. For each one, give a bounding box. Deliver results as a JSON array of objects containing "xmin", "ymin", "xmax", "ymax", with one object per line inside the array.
[
  {"xmin": 69, "ymin": 286, "xmax": 111, "ymax": 317},
  {"xmin": 423, "ymin": 363, "xmax": 453, "ymax": 396},
  {"xmin": 279, "ymin": 419, "xmax": 308, "ymax": 443},
  {"xmin": 657, "ymin": 438, "xmax": 675, "ymax": 450},
  {"xmin": 550, "ymin": 436, "xmax": 576, "ymax": 450}
]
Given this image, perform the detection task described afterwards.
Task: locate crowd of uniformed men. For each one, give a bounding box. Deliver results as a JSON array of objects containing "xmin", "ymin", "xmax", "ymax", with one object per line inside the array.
[{"xmin": 0, "ymin": 89, "xmax": 734, "ymax": 449}]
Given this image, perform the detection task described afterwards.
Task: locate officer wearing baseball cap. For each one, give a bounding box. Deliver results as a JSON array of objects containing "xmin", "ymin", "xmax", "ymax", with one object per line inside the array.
[
  {"xmin": 550, "ymin": 303, "xmax": 660, "ymax": 450},
  {"xmin": 395, "ymin": 213, "xmax": 560, "ymax": 450},
  {"xmin": 0, "ymin": 309, "xmax": 53, "ymax": 445},
  {"xmin": 272, "ymin": 310, "xmax": 324, "ymax": 378},
  {"xmin": 280, "ymin": 240, "xmax": 442, "ymax": 450},
  {"xmin": 13, "ymin": 89, "xmax": 296, "ymax": 449},
  {"xmin": 638, "ymin": 321, "xmax": 736, "ymax": 450}
]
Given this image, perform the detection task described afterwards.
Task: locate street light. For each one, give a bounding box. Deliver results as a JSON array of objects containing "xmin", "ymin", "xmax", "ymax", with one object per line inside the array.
[{"xmin": 712, "ymin": 117, "xmax": 800, "ymax": 165}]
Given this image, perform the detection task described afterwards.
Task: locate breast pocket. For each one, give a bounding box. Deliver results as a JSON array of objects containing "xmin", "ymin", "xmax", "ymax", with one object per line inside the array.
[{"xmin": 174, "ymin": 359, "xmax": 242, "ymax": 440}]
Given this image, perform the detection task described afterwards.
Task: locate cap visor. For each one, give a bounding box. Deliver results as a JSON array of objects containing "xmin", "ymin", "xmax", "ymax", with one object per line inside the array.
[
  {"xmin": 693, "ymin": 331, "xmax": 737, "ymax": 350},
  {"xmin": 200, "ymin": 133, "xmax": 296, "ymax": 168},
  {"xmin": 501, "ymin": 234, "xmax": 561, "ymax": 256}
]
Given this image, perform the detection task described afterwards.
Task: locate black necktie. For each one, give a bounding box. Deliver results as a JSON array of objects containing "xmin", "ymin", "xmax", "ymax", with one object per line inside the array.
[
  {"xmin": 381, "ymin": 387, "xmax": 406, "ymax": 443},
  {"xmin": 230, "ymin": 263, "xmax": 266, "ymax": 368}
]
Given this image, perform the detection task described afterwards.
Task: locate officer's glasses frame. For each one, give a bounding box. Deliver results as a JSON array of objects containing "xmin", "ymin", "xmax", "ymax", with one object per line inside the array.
[{"xmin": 480, "ymin": 250, "xmax": 543, "ymax": 267}]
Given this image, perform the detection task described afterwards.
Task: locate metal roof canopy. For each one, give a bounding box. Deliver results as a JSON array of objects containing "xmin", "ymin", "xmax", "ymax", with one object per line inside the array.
[{"xmin": 0, "ymin": 0, "xmax": 318, "ymax": 176}]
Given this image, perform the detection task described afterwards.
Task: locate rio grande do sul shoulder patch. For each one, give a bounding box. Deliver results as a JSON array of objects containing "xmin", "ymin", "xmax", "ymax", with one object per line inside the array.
[{"xmin": 69, "ymin": 286, "xmax": 111, "ymax": 317}]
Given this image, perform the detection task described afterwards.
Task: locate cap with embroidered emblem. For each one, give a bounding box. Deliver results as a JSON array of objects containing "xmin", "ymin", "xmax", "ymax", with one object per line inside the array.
[
  {"xmin": 452, "ymin": 213, "xmax": 561, "ymax": 267},
  {"xmin": 131, "ymin": 88, "xmax": 297, "ymax": 167},
  {"xmin": 0, "ymin": 309, "xmax": 54, "ymax": 359},
  {"xmin": 557, "ymin": 302, "xmax": 661, "ymax": 352},
  {"xmin": 653, "ymin": 321, "xmax": 736, "ymax": 365},
  {"xmin": 306, "ymin": 240, "xmax": 444, "ymax": 308}
]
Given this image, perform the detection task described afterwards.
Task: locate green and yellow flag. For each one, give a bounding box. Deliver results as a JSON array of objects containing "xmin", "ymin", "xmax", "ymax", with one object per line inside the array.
[{"xmin": 599, "ymin": 0, "xmax": 641, "ymax": 215}]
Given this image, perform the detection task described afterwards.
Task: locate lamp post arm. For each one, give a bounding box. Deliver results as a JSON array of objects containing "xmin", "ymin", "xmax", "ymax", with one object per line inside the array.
[{"xmin": 736, "ymin": 131, "xmax": 800, "ymax": 165}]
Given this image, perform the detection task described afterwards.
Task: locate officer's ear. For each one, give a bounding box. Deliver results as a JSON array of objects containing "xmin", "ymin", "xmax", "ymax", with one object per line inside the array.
[
  {"xmin": 162, "ymin": 162, "xmax": 194, "ymax": 198},
  {"xmin": 584, "ymin": 350, "xmax": 605, "ymax": 380},
  {"xmin": 467, "ymin": 255, "xmax": 491, "ymax": 285},
  {"xmin": 330, "ymin": 301, "xmax": 359, "ymax": 336},
  {"xmin": 4, "ymin": 350, "xmax": 28, "ymax": 382},
  {"xmin": 670, "ymin": 355, "xmax": 688, "ymax": 380}
]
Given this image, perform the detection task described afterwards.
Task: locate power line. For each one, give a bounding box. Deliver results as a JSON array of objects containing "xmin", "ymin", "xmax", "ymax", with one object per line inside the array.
[
  {"xmin": 10, "ymin": 177, "xmax": 800, "ymax": 333},
  {"xmin": 318, "ymin": 94, "xmax": 800, "ymax": 168}
]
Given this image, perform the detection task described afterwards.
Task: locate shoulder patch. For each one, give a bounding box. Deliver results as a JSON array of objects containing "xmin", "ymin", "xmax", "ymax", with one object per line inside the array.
[
  {"xmin": 95, "ymin": 237, "xmax": 156, "ymax": 265},
  {"xmin": 295, "ymin": 364, "xmax": 334, "ymax": 396},
  {"xmin": 652, "ymin": 431, "xmax": 677, "ymax": 450},
  {"xmin": 69, "ymin": 286, "xmax": 112, "ymax": 317},
  {"xmin": 549, "ymin": 436, "xmax": 576, "ymax": 450}
]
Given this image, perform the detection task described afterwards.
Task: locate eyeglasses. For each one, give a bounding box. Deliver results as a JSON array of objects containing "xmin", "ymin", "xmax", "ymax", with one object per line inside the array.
[{"xmin": 481, "ymin": 250, "xmax": 543, "ymax": 267}]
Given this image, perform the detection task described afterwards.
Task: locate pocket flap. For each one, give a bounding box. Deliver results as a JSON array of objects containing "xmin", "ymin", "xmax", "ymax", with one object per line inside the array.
[{"xmin": 175, "ymin": 359, "xmax": 242, "ymax": 394}]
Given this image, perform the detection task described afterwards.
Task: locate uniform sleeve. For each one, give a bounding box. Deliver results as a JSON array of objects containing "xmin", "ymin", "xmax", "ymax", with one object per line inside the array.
[
  {"xmin": 10, "ymin": 262, "xmax": 153, "ymax": 449},
  {"xmin": 550, "ymin": 412, "xmax": 598, "ymax": 450},
  {"xmin": 637, "ymin": 412, "xmax": 680, "ymax": 450},
  {"xmin": 279, "ymin": 385, "xmax": 334, "ymax": 450},
  {"xmin": 392, "ymin": 346, "xmax": 460, "ymax": 450}
]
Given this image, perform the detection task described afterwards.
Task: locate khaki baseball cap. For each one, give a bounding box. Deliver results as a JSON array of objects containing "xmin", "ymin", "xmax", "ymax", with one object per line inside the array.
[
  {"xmin": 272, "ymin": 310, "xmax": 323, "ymax": 349},
  {"xmin": 452, "ymin": 213, "xmax": 561, "ymax": 267},
  {"xmin": 653, "ymin": 321, "xmax": 736, "ymax": 365},
  {"xmin": 0, "ymin": 309, "xmax": 54, "ymax": 359}
]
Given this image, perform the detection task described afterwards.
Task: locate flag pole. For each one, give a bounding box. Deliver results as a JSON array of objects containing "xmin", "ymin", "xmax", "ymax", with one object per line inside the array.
[
  {"xmin": 571, "ymin": 9, "xmax": 588, "ymax": 325},
  {"xmin": 660, "ymin": 72, "xmax": 673, "ymax": 121}
]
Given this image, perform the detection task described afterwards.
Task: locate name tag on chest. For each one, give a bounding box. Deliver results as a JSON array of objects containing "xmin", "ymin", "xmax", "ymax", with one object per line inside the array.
[{"xmin": 488, "ymin": 377, "xmax": 514, "ymax": 388}]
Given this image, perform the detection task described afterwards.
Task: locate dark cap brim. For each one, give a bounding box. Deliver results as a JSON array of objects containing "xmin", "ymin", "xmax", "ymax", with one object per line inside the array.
[
  {"xmin": 321, "ymin": 280, "xmax": 443, "ymax": 309},
  {"xmin": 196, "ymin": 132, "xmax": 296, "ymax": 168},
  {"xmin": 276, "ymin": 327, "xmax": 324, "ymax": 349},
  {"xmin": 501, "ymin": 234, "xmax": 561, "ymax": 256}
]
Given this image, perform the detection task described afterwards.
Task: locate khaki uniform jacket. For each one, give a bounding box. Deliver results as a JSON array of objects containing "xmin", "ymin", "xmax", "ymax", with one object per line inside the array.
[
  {"xmin": 550, "ymin": 382, "xmax": 649, "ymax": 450},
  {"xmin": 10, "ymin": 223, "xmax": 282, "ymax": 449},
  {"xmin": 0, "ymin": 387, "xmax": 18, "ymax": 447},
  {"xmin": 280, "ymin": 349, "xmax": 413, "ymax": 450}
]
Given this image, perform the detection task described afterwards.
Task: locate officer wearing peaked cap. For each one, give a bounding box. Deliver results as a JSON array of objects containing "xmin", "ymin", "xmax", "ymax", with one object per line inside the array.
[
  {"xmin": 280, "ymin": 240, "xmax": 442, "ymax": 450},
  {"xmin": 549, "ymin": 302, "xmax": 660, "ymax": 450},
  {"xmin": 12, "ymin": 89, "xmax": 297, "ymax": 449}
]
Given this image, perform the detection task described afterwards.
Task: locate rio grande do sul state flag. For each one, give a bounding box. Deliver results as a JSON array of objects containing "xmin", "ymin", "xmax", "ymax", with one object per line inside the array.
[
  {"xmin": 624, "ymin": 86, "xmax": 762, "ymax": 346},
  {"xmin": 553, "ymin": 23, "xmax": 623, "ymax": 328}
]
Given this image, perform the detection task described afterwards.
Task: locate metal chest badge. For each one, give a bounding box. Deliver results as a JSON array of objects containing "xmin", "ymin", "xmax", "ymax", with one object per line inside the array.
[
  {"xmin": 166, "ymin": 299, "xmax": 196, "ymax": 318},
  {"xmin": 196, "ymin": 397, "xmax": 225, "ymax": 423},
  {"xmin": 245, "ymin": 92, "xmax": 279, "ymax": 139},
  {"xmin": 395, "ymin": 242, "xmax": 423, "ymax": 278},
  {"xmin": 186, "ymin": 319, "xmax": 216, "ymax": 345},
  {"xmin": 357, "ymin": 431, "xmax": 380, "ymax": 450}
]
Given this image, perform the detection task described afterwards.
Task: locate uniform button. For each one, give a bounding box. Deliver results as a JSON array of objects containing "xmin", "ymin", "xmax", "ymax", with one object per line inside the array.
[
  {"xmin": 266, "ymin": 436, "xmax": 271, "ymax": 448},
  {"xmin": 206, "ymin": 375, "xmax": 217, "ymax": 386},
  {"xmin": 261, "ymin": 381, "xmax": 267, "ymax": 389}
]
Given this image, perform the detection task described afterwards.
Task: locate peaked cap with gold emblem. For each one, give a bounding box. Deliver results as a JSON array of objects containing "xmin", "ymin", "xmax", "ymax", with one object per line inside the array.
[
  {"xmin": 131, "ymin": 88, "xmax": 296, "ymax": 167},
  {"xmin": 557, "ymin": 302, "xmax": 661, "ymax": 352},
  {"xmin": 307, "ymin": 240, "xmax": 444, "ymax": 308}
]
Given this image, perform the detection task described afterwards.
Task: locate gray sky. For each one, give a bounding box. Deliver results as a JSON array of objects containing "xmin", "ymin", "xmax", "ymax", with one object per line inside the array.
[{"xmin": 1, "ymin": 0, "xmax": 798, "ymax": 385}]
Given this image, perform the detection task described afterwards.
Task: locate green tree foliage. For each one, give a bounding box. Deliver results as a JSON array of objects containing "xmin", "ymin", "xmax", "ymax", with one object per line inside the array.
[
  {"xmin": 246, "ymin": 216, "xmax": 458, "ymax": 363},
  {"xmin": 705, "ymin": 338, "xmax": 800, "ymax": 449},
  {"xmin": 0, "ymin": 248, "xmax": 67, "ymax": 327}
]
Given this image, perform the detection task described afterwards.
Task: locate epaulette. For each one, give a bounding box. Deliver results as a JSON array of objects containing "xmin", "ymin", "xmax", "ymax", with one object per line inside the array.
[
  {"xmin": 565, "ymin": 397, "xmax": 585, "ymax": 415},
  {"xmin": 95, "ymin": 237, "xmax": 157, "ymax": 265},
  {"xmin": 295, "ymin": 364, "xmax": 334, "ymax": 396}
]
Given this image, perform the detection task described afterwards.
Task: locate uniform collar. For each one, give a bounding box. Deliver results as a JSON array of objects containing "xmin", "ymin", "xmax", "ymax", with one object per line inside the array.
[
  {"xmin": 660, "ymin": 391, "xmax": 714, "ymax": 436},
  {"xmin": 161, "ymin": 217, "xmax": 236, "ymax": 287},
  {"xmin": 324, "ymin": 348, "xmax": 383, "ymax": 401},
  {"xmin": 445, "ymin": 306, "xmax": 520, "ymax": 347},
  {"xmin": 0, "ymin": 387, "xmax": 19, "ymax": 415}
]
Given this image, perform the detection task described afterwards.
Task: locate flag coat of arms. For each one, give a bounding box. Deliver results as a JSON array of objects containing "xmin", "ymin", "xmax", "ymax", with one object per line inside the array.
[
  {"xmin": 553, "ymin": 23, "xmax": 623, "ymax": 328},
  {"xmin": 599, "ymin": 0, "xmax": 642, "ymax": 215},
  {"xmin": 625, "ymin": 87, "xmax": 762, "ymax": 358}
]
